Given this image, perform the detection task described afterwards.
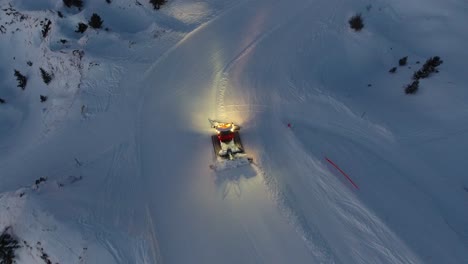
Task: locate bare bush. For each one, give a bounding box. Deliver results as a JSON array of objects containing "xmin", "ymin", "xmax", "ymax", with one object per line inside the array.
[{"xmin": 349, "ymin": 14, "xmax": 364, "ymax": 31}]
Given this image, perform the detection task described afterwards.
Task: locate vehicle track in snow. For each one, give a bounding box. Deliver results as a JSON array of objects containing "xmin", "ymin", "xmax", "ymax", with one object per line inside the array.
[
  {"xmin": 145, "ymin": 204, "xmax": 163, "ymax": 264},
  {"xmin": 136, "ymin": 0, "xmax": 332, "ymax": 263},
  {"xmin": 80, "ymin": 64, "xmax": 124, "ymax": 118},
  {"xmin": 214, "ymin": 3, "xmax": 283, "ymax": 120},
  {"xmin": 213, "ymin": 0, "xmax": 320, "ymax": 121},
  {"xmin": 214, "ymin": 0, "xmax": 425, "ymax": 262},
  {"xmin": 208, "ymin": 1, "xmax": 351, "ymax": 262},
  {"xmin": 255, "ymin": 114, "xmax": 421, "ymax": 264}
]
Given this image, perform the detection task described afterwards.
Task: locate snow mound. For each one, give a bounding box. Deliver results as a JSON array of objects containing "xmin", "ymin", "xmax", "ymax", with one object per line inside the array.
[
  {"xmin": 0, "ymin": 189, "xmax": 112, "ymax": 264},
  {"xmin": 209, "ymin": 155, "xmax": 252, "ymax": 171}
]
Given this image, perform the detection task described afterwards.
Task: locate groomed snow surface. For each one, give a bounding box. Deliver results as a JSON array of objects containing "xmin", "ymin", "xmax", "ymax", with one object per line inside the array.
[{"xmin": 1, "ymin": 0, "xmax": 467, "ymax": 263}]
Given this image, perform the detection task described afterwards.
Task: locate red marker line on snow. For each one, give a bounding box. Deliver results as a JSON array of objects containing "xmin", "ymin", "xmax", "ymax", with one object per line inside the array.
[{"xmin": 325, "ymin": 157, "xmax": 359, "ymax": 190}]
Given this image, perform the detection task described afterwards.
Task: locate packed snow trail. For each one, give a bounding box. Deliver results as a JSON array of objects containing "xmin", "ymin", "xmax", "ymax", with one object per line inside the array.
[
  {"xmin": 138, "ymin": 0, "xmax": 420, "ymax": 263},
  {"xmin": 210, "ymin": 0, "xmax": 467, "ymax": 263},
  {"xmin": 137, "ymin": 1, "xmax": 321, "ymax": 263}
]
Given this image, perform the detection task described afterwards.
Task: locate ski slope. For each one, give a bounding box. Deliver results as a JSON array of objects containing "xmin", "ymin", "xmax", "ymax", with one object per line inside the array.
[
  {"xmin": 138, "ymin": 0, "xmax": 466, "ymax": 263},
  {"xmin": 1, "ymin": 0, "xmax": 467, "ymax": 263}
]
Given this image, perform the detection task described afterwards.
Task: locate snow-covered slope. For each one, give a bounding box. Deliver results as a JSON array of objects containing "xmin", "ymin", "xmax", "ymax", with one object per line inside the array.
[{"xmin": 1, "ymin": 0, "xmax": 467, "ymax": 263}]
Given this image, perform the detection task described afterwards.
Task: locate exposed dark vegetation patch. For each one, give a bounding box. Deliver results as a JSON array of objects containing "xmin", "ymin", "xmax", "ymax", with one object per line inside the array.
[
  {"xmin": 2, "ymin": 6, "xmax": 28, "ymax": 23},
  {"xmin": 27, "ymin": 61, "xmax": 33, "ymax": 66},
  {"xmin": 39, "ymin": 250, "xmax": 52, "ymax": 264},
  {"xmin": 0, "ymin": 98, "xmax": 5, "ymax": 104},
  {"xmin": 387, "ymin": 55, "xmax": 444, "ymax": 94},
  {"xmin": 0, "ymin": 227, "xmax": 21, "ymax": 264},
  {"xmin": 349, "ymin": 14, "xmax": 364, "ymax": 31},
  {"xmin": 413, "ymin": 56, "xmax": 443, "ymax": 80},
  {"xmin": 149, "ymin": 0, "xmax": 168, "ymax": 10},
  {"xmin": 395, "ymin": 56, "xmax": 444, "ymax": 94},
  {"xmin": 63, "ymin": 0, "xmax": 83, "ymax": 9},
  {"xmin": 57, "ymin": 11, "xmax": 64, "ymax": 18},
  {"xmin": 75, "ymin": 22, "xmax": 88, "ymax": 33},
  {"xmin": 40, "ymin": 95, "xmax": 48, "ymax": 103},
  {"xmin": 405, "ymin": 80, "xmax": 419, "ymax": 94},
  {"xmin": 35, "ymin": 176, "xmax": 47, "ymax": 185},
  {"xmin": 88, "ymin": 13, "xmax": 103, "ymax": 29},
  {"xmin": 14, "ymin": 70, "xmax": 27, "ymax": 90},
  {"xmin": 398, "ymin": 56, "xmax": 407, "ymax": 66},
  {"xmin": 41, "ymin": 19, "xmax": 52, "ymax": 38},
  {"xmin": 0, "ymin": 6, "xmax": 29, "ymax": 35},
  {"xmin": 40, "ymin": 68, "xmax": 53, "ymax": 85}
]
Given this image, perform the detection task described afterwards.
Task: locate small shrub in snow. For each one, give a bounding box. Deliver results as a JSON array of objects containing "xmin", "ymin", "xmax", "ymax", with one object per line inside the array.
[
  {"xmin": 413, "ymin": 69, "xmax": 428, "ymax": 80},
  {"xmin": 349, "ymin": 14, "xmax": 364, "ymax": 31},
  {"xmin": 398, "ymin": 56, "xmax": 407, "ymax": 66},
  {"xmin": 405, "ymin": 80, "xmax": 419, "ymax": 94},
  {"xmin": 35, "ymin": 177, "xmax": 47, "ymax": 185},
  {"xmin": 149, "ymin": 0, "xmax": 167, "ymax": 10},
  {"xmin": 63, "ymin": 0, "xmax": 83, "ymax": 9},
  {"xmin": 34, "ymin": 245, "xmax": 53, "ymax": 264},
  {"xmin": 106, "ymin": 0, "xmax": 112, "ymax": 3},
  {"xmin": 0, "ymin": 227, "xmax": 21, "ymax": 264},
  {"xmin": 40, "ymin": 251, "xmax": 52, "ymax": 264},
  {"xmin": 57, "ymin": 11, "xmax": 64, "ymax": 18},
  {"xmin": 41, "ymin": 20, "xmax": 52, "ymax": 38},
  {"xmin": 27, "ymin": 61, "xmax": 33, "ymax": 66},
  {"xmin": 14, "ymin": 70, "xmax": 27, "ymax": 90},
  {"xmin": 88, "ymin": 13, "xmax": 103, "ymax": 29},
  {"xmin": 40, "ymin": 95, "xmax": 48, "ymax": 103},
  {"xmin": 413, "ymin": 56, "xmax": 443, "ymax": 80},
  {"xmin": 75, "ymin": 22, "xmax": 88, "ymax": 33},
  {"xmin": 425, "ymin": 56, "xmax": 443, "ymax": 68},
  {"xmin": 389, "ymin": 67, "xmax": 397, "ymax": 73},
  {"xmin": 0, "ymin": 98, "xmax": 5, "ymax": 104},
  {"xmin": 40, "ymin": 68, "xmax": 53, "ymax": 85}
]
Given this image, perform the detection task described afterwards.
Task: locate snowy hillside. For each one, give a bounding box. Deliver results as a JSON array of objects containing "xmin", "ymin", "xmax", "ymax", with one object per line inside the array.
[{"xmin": 1, "ymin": 0, "xmax": 467, "ymax": 263}]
